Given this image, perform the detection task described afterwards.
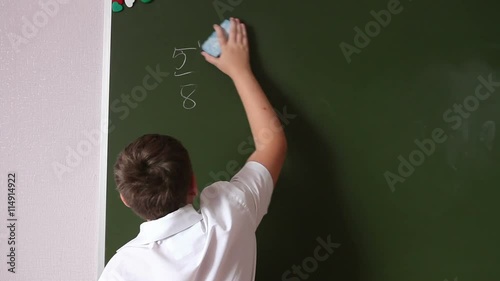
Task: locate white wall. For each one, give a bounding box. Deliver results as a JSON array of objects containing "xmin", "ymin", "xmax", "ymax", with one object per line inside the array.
[{"xmin": 0, "ymin": 0, "xmax": 110, "ymax": 280}]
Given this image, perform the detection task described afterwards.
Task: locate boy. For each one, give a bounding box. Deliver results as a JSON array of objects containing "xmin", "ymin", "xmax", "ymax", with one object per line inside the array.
[{"xmin": 99, "ymin": 18, "xmax": 287, "ymax": 281}]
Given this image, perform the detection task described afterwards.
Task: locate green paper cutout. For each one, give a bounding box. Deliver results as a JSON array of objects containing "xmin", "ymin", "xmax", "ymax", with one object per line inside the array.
[{"xmin": 112, "ymin": 2, "xmax": 124, "ymax": 12}]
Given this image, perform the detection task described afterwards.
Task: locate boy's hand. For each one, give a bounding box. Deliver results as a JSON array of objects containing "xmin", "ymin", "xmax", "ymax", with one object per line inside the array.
[{"xmin": 202, "ymin": 18, "xmax": 251, "ymax": 79}]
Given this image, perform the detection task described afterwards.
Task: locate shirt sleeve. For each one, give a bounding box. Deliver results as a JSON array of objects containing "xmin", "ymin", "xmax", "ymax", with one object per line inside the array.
[
  {"xmin": 228, "ymin": 161, "xmax": 274, "ymax": 227},
  {"xmin": 98, "ymin": 258, "xmax": 126, "ymax": 281}
]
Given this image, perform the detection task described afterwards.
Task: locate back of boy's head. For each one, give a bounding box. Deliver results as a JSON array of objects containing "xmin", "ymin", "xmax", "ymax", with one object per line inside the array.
[{"xmin": 114, "ymin": 134, "xmax": 193, "ymax": 221}]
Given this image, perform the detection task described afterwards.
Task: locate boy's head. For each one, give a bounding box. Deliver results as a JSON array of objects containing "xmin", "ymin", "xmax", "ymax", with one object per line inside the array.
[{"xmin": 114, "ymin": 134, "xmax": 197, "ymax": 221}]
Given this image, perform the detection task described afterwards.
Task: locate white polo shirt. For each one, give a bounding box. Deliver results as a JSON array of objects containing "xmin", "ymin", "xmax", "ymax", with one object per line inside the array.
[{"xmin": 99, "ymin": 161, "xmax": 274, "ymax": 281}]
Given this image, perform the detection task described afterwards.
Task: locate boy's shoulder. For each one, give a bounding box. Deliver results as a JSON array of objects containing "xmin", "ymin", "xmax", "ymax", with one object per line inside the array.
[{"xmin": 199, "ymin": 161, "xmax": 274, "ymax": 228}]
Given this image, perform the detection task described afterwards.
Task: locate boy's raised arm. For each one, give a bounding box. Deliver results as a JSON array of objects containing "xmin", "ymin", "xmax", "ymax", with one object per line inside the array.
[{"xmin": 202, "ymin": 18, "xmax": 287, "ymax": 186}]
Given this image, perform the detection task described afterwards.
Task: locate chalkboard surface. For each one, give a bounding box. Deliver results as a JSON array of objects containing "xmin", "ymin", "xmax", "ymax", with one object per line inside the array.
[{"xmin": 106, "ymin": 0, "xmax": 500, "ymax": 280}]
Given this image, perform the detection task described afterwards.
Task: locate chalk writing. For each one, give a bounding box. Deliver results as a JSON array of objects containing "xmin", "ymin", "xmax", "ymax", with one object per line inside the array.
[{"xmin": 172, "ymin": 41, "xmax": 201, "ymax": 109}]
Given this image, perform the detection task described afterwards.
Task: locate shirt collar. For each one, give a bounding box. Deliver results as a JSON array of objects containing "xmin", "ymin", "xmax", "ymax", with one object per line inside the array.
[{"xmin": 117, "ymin": 204, "xmax": 202, "ymax": 251}]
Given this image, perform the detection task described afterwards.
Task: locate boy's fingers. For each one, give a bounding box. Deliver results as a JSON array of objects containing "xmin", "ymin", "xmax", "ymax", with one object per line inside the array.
[
  {"xmin": 201, "ymin": 52, "xmax": 218, "ymax": 65},
  {"xmin": 229, "ymin": 18, "xmax": 237, "ymax": 43},
  {"xmin": 241, "ymin": 23, "xmax": 248, "ymax": 45},
  {"xmin": 214, "ymin": 24, "xmax": 227, "ymax": 46},
  {"xmin": 236, "ymin": 21, "xmax": 242, "ymax": 43}
]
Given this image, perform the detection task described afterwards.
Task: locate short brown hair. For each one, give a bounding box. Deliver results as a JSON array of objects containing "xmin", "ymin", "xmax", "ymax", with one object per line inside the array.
[{"xmin": 114, "ymin": 134, "xmax": 193, "ymax": 220}]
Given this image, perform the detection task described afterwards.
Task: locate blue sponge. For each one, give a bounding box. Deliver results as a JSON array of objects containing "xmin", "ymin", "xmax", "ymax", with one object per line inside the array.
[{"xmin": 202, "ymin": 19, "xmax": 231, "ymax": 57}]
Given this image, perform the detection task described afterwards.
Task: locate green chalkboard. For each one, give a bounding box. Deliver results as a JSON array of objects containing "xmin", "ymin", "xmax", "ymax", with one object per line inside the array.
[{"xmin": 106, "ymin": 0, "xmax": 500, "ymax": 280}]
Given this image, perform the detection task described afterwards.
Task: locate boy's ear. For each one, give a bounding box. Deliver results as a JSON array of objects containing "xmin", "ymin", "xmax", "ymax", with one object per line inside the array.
[
  {"xmin": 189, "ymin": 174, "xmax": 198, "ymax": 195},
  {"xmin": 120, "ymin": 193, "xmax": 130, "ymax": 208}
]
